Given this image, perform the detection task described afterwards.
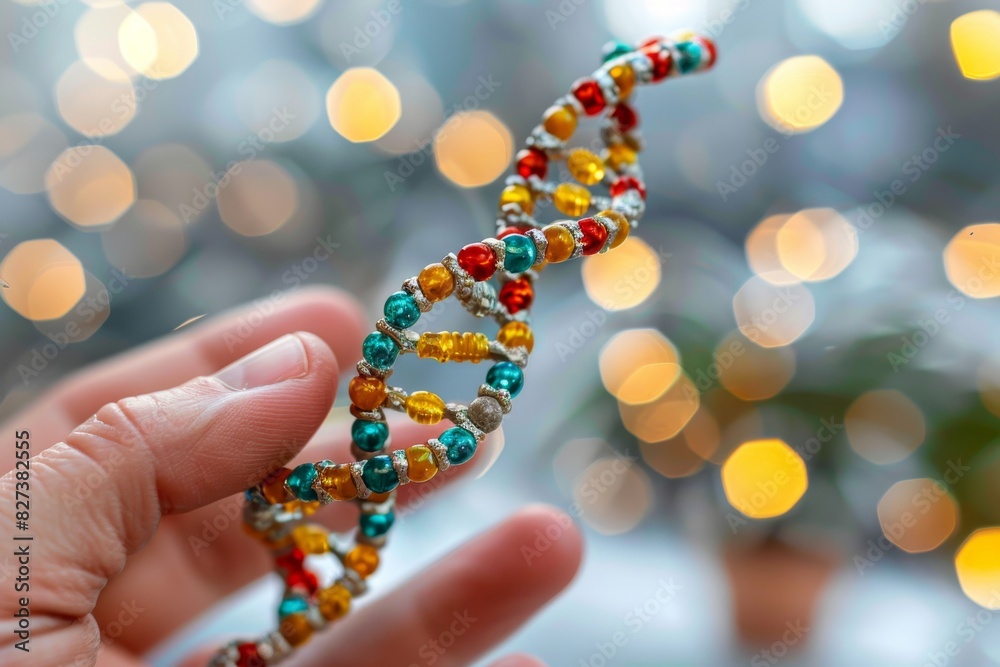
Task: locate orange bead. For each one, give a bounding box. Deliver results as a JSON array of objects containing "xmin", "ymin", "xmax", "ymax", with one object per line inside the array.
[
  {"xmin": 318, "ymin": 464, "xmax": 357, "ymax": 501},
  {"xmin": 292, "ymin": 525, "xmax": 329, "ymax": 554},
  {"xmin": 349, "ymin": 375, "xmax": 386, "ymax": 411},
  {"xmin": 344, "ymin": 544, "xmax": 380, "ymax": 578},
  {"xmin": 542, "ymin": 104, "xmax": 577, "ymax": 141},
  {"xmin": 552, "ymin": 183, "xmax": 591, "ymax": 216},
  {"xmin": 567, "ymin": 149, "xmax": 605, "ymax": 186},
  {"xmin": 279, "ymin": 613, "xmax": 313, "ymax": 646},
  {"xmin": 417, "ymin": 262, "xmax": 455, "ymax": 302},
  {"xmin": 543, "ymin": 224, "xmax": 576, "ymax": 263},
  {"xmin": 599, "ymin": 210, "xmax": 631, "ymax": 249},
  {"xmin": 405, "ymin": 445, "xmax": 439, "ymax": 482},
  {"xmin": 609, "ymin": 63, "xmax": 635, "ymax": 98},
  {"xmin": 498, "ymin": 321, "xmax": 534, "ymax": 353},
  {"xmin": 367, "ymin": 491, "xmax": 392, "ymax": 503},
  {"xmin": 498, "ymin": 183, "xmax": 534, "ymax": 215},
  {"xmin": 604, "ymin": 144, "xmax": 637, "ymax": 170},
  {"xmin": 260, "ymin": 468, "xmax": 292, "ymax": 504},
  {"xmin": 317, "ymin": 584, "xmax": 352, "ymax": 621},
  {"xmin": 405, "ymin": 390, "xmax": 446, "ymax": 425}
]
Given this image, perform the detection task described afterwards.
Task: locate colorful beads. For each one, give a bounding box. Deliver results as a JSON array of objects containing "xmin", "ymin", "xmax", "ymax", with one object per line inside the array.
[
  {"xmin": 498, "ymin": 183, "xmax": 534, "ymax": 215},
  {"xmin": 567, "ymin": 149, "xmax": 606, "ymax": 185},
  {"xmin": 499, "ymin": 277, "xmax": 533, "ymax": 314},
  {"xmin": 553, "ymin": 182, "xmax": 592, "ymax": 216},
  {"xmin": 383, "ymin": 291, "xmax": 420, "ymax": 329},
  {"xmin": 235, "ymin": 643, "xmax": 264, "ymax": 667},
  {"xmin": 348, "ymin": 375, "xmax": 386, "ymax": 411},
  {"xmin": 640, "ymin": 40, "xmax": 674, "ymax": 81},
  {"xmin": 486, "ymin": 361, "xmax": 524, "ymax": 397},
  {"xmin": 543, "ymin": 223, "xmax": 576, "ymax": 262},
  {"xmin": 571, "ymin": 77, "xmax": 606, "ymax": 116},
  {"xmin": 351, "ymin": 419, "xmax": 388, "ymax": 452},
  {"xmin": 362, "ymin": 332, "xmax": 398, "ymax": 370},
  {"xmin": 440, "ymin": 427, "xmax": 477, "ymax": 465},
  {"xmin": 416, "ymin": 331, "xmax": 490, "ymax": 363},
  {"xmin": 608, "ymin": 62, "xmax": 635, "ymax": 98},
  {"xmin": 542, "ymin": 104, "xmax": 576, "ymax": 140},
  {"xmin": 344, "ymin": 544, "xmax": 379, "ymax": 578},
  {"xmin": 405, "ymin": 444, "xmax": 439, "ymax": 482},
  {"xmin": 578, "ymin": 217, "xmax": 609, "ymax": 255},
  {"xmin": 604, "ymin": 143, "xmax": 637, "ymax": 170},
  {"xmin": 361, "ymin": 455, "xmax": 398, "ymax": 494},
  {"xmin": 516, "ymin": 147, "xmax": 548, "ymax": 179},
  {"xmin": 497, "ymin": 321, "xmax": 534, "ymax": 352},
  {"xmin": 457, "ymin": 242, "xmax": 497, "ymax": 281},
  {"xmin": 286, "ymin": 464, "xmax": 318, "ymax": 502},
  {"xmin": 317, "ymin": 584, "xmax": 351, "ymax": 621},
  {"xmin": 278, "ymin": 596, "xmax": 309, "ymax": 618},
  {"xmin": 675, "ymin": 41, "xmax": 702, "ymax": 73},
  {"xmin": 610, "ymin": 175, "xmax": 646, "ymax": 199},
  {"xmin": 360, "ymin": 511, "xmax": 395, "ymax": 537},
  {"xmin": 279, "ymin": 612, "xmax": 313, "ymax": 646},
  {"xmin": 260, "ymin": 468, "xmax": 292, "ymax": 504},
  {"xmin": 291, "ymin": 525, "xmax": 329, "ymax": 554},
  {"xmin": 602, "ymin": 40, "xmax": 633, "ymax": 62},
  {"xmin": 405, "ymin": 390, "xmax": 446, "ymax": 425},
  {"xmin": 417, "ymin": 262, "xmax": 455, "ymax": 302},
  {"xmin": 318, "ymin": 463, "xmax": 358, "ymax": 501},
  {"xmin": 611, "ymin": 103, "xmax": 638, "ymax": 133},
  {"xmin": 600, "ymin": 209, "xmax": 631, "ymax": 248},
  {"xmin": 503, "ymin": 234, "xmax": 536, "ymax": 273}
]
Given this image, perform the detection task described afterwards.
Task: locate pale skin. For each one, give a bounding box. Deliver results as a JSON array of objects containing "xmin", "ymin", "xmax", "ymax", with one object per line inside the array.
[{"xmin": 0, "ymin": 287, "xmax": 583, "ymax": 667}]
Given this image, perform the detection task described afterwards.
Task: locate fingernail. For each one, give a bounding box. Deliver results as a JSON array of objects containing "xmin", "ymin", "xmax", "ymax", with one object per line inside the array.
[{"xmin": 215, "ymin": 334, "xmax": 308, "ymax": 390}]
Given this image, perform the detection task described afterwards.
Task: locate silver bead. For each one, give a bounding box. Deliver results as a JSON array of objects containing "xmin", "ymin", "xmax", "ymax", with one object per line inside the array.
[{"xmin": 467, "ymin": 396, "xmax": 503, "ymax": 433}]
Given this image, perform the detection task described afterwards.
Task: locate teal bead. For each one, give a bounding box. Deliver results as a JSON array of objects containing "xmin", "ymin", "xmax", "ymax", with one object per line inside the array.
[
  {"xmin": 486, "ymin": 361, "xmax": 524, "ymax": 397},
  {"xmin": 362, "ymin": 332, "xmax": 398, "ymax": 370},
  {"xmin": 503, "ymin": 234, "xmax": 536, "ymax": 273},
  {"xmin": 278, "ymin": 596, "xmax": 309, "ymax": 618},
  {"xmin": 441, "ymin": 427, "xmax": 477, "ymax": 465},
  {"xmin": 352, "ymin": 419, "xmax": 389, "ymax": 452},
  {"xmin": 360, "ymin": 511, "xmax": 395, "ymax": 537},
  {"xmin": 361, "ymin": 455, "xmax": 398, "ymax": 493},
  {"xmin": 676, "ymin": 41, "xmax": 702, "ymax": 73},
  {"xmin": 383, "ymin": 291, "xmax": 420, "ymax": 329},
  {"xmin": 602, "ymin": 40, "xmax": 633, "ymax": 63},
  {"xmin": 286, "ymin": 464, "xmax": 318, "ymax": 501}
]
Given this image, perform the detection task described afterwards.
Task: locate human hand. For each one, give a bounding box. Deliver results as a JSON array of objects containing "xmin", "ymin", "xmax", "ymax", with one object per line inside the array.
[{"xmin": 0, "ymin": 288, "xmax": 582, "ymax": 667}]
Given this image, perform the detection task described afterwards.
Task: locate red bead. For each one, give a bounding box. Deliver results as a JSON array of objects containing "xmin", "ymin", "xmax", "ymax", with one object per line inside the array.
[
  {"xmin": 458, "ymin": 243, "xmax": 497, "ymax": 281},
  {"xmin": 285, "ymin": 568, "xmax": 319, "ymax": 594},
  {"xmin": 515, "ymin": 147, "xmax": 548, "ymax": 179},
  {"xmin": 571, "ymin": 78, "xmax": 606, "ymax": 116},
  {"xmin": 275, "ymin": 547, "xmax": 305, "ymax": 574},
  {"xmin": 610, "ymin": 103, "xmax": 638, "ymax": 133},
  {"xmin": 499, "ymin": 278, "xmax": 533, "ymax": 314},
  {"xmin": 578, "ymin": 218, "xmax": 609, "ymax": 255},
  {"xmin": 641, "ymin": 44, "xmax": 673, "ymax": 82},
  {"xmin": 700, "ymin": 37, "xmax": 717, "ymax": 67},
  {"xmin": 236, "ymin": 643, "xmax": 266, "ymax": 667},
  {"xmin": 640, "ymin": 36, "xmax": 664, "ymax": 48},
  {"xmin": 610, "ymin": 176, "xmax": 646, "ymax": 200},
  {"xmin": 497, "ymin": 225, "xmax": 531, "ymax": 239}
]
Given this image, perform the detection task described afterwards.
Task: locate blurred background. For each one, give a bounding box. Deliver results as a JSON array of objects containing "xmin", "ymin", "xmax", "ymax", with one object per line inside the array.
[{"xmin": 2, "ymin": 0, "xmax": 1000, "ymax": 665}]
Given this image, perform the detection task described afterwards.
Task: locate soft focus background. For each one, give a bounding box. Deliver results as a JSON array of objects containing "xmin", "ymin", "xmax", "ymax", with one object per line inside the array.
[{"xmin": 2, "ymin": 0, "xmax": 1000, "ymax": 665}]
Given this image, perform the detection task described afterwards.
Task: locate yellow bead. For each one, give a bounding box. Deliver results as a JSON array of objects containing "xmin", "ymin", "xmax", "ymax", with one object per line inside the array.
[
  {"xmin": 609, "ymin": 63, "xmax": 635, "ymax": 98},
  {"xmin": 553, "ymin": 183, "xmax": 592, "ymax": 216},
  {"xmin": 567, "ymin": 149, "xmax": 606, "ymax": 186},
  {"xmin": 498, "ymin": 183, "xmax": 534, "ymax": 215},
  {"xmin": 260, "ymin": 469, "xmax": 292, "ymax": 504},
  {"xmin": 542, "ymin": 104, "xmax": 577, "ymax": 141},
  {"xmin": 348, "ymin": 375, "xmax": 386, "ymax": 411},
  {"xmin": 416, "ymin": 332, "xmax": 453, "ymax": 362},
  {"xmin": 300, "ymin": 500, "xmax": 322, "ymax": 516},
  {"xmin": 543, "ymin": 224, "xmax": 576, "ymax": 263},
  {"xmin": 279, "ymin": 613, "xmax": 313, "ymax": 647},
  {"xmin": 405, "ymin": 444, "xmax": 439, "ymax": 483},
  {"xmin": 453, "ymin": 332, "xmax": 490, "ymax": 361},
  {"xmin": 292, "ymin": 524, "xmax": 329, "ymax": 554},
  {"xmin": 599, "ymin": 209, "xmax": 630, "ymax": 249},
  {"xmin": 344, "ymin": 544, "xmax": 380, "ymax": 578},
  {"xmin": 416, "ymin": 332, "xmax": 490, "ymax": 362},
  {"xmin": 405, "ymin": 390, "xmax": 446, "ymax": 425},
  {"xmin": 417, "ymin": 263, "xmax": 455, "ymax": 302},
  {"xmin": 367, "ymin": 491, "xmax": 392, "ymax": 503},
  {"xmin": 604, "ymin": 144, "xmax": 637, "ymax": 171},
  {"xmin": 317, "ymin": 584, "xmax": 352, "ymax": 621},
  {"xmin": 498, "ymin": 321, "xmax": 534, "ymax": 353},
  {"xmin": 318, "ymin": 464, "xmax": 357, "ymax": 501}
]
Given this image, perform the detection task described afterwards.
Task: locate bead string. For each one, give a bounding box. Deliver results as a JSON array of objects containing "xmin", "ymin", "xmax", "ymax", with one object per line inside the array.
[{"xmin": 210, "ymin": 30, "xmax": 716, "ymax": 667}]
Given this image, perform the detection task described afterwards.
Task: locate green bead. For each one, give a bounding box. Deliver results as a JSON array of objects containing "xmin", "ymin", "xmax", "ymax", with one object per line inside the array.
[
  {"xmin": 286, "ymin": 464, "xmax": 318, "ymax": 501},
  {"xmin": 278, "ymin": 596, "xmax": 309, "ymax": 618},
  {"xmin": 486, "ymin": 361, "xmax": 524, "ymax": 397},
  {"xmin": 383, "ymin": 291, "xmax": 420, "ymax": 329},
  {"xmin": 676, "ymin": 41, "xmax": 702, "ymax": 73},
  {"xmin": 440, "ymin": 427, "xmax": 477, "ymax": 465},
  {"xmin": 360, "ymin": 511, "xmax": 395, "ymax": 537},
  {"xmin": 602, "ymin": 40, "xmax": 633, "ymax": 63},
  {"xmin": 352, "ymin": 419, "xmax": 389, "ymax": 452},
  {"xmin": 361, "ymin": 455, "xmax": 398, "ymax": 494},
  {"xmin": 362, "ymin": 332, "xmax": 398, "ymax": 370},
  {"xmin": 503, "ymin": 234, "xmax": 536, "ymax": 273}
]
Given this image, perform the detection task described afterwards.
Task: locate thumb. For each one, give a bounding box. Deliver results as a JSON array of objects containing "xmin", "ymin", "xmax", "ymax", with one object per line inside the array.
[{"xmin": 0, "ymin": 332, "xmax": 339, "ymax": 666}]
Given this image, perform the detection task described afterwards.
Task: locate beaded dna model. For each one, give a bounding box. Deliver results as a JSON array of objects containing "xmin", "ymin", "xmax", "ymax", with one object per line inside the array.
[{"xmin": 210, "ymin": 31, "xmax": 716, "ymax": 667}]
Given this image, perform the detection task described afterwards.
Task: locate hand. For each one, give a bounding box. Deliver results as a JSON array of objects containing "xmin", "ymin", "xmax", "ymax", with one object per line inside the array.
[{"xmin": 0, "ymin": 288, "xmax": 582, "ymax": 667}]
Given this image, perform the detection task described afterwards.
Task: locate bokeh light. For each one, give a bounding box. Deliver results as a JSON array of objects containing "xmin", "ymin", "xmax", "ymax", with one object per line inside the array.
[
  {"xmin": 76, "ymin": 5, "xmax": 147, "ymax": 79},
  {"xmin": 733, "ymin": 276, "xmax": 815, "ymax": 348},
  {"xmin": 216, "ymin": 160, "xmax": 299, "ymax": 236},
  {"xmin": 45, "ymin": 146, "xmax": 136, "ymax": 229},
  {"xmin": 846, "ymin": 389, "xmax": 925, "ymax": 464},
  {"xmin": 951, "ymin": 10, "xmax": 1000, "ymax": 81},
  {"xmin": 134, "ymin": 144, "xmax": 213, "ymax": 223},
  {"xmin": 682, "ymin": 406, "xmax": 722, "ymax": 462},
  {"xmin": 640, "ymin": 438, "xmax": 705, "ymax": 479},
  {"xmin": 716, "ymin": 330, "xmax": 796, "ymax": 401},
  {"xmin": 573, "ymin": 456, "xmax": 653, "ymax": 535},
  {"xmin": 599, "ymin": 328, "xmax": 679, "ymax": 398},
  {"xmin": 722, "ymin": 438, "xmax": 808, "ymax": 519},
  {"xmin": 433, "ymin": 110, "xmax": 512, "ymax": 188},
  {"xmin": 617, "ymin": 362, "xmax": 683, "ymax": 406},
  {"xmin": 326, "ymin": 68, "xmax": 401, "ymax": 143},
  {"xmin": 943, "ymin": 223, "xmax": 1000, "ymax": 299},
  {"xmin": 55, "ymin": 60, "xmax": 136, "ymax": 137},
  {"xmin": 0, "ymin": 239, "xmax": 86, "ymax": 321},
  {"xmin": 119, "ymin": 3, "xmax": 199, "ymax": 80},
  {"xmin": 776, "ymin": 208, "xmax": 858, "ymax": 282},
  {"xmin": 758, "ymin": 55, "xmax": 844, "ymax": 133},
  {"xmin": 32, "ymin": 271, "xmax": 110, "ymax": 344},
  {"xmin": 582, "ymin": 237, "xmax": 662, "ymax": 311},
  {"xmin": 954, "ymin": 528, "xmax": 1000, "ymax": 609},
  {"xmin": 102, "ymin": 199, "xmax": 187, "ymax": 278},
  {"xmin": 745, "ymin": 213, "xmax": 800, "ymax": 285},
  {"xmin": 0, "ymin": 113, "xmax": 68, "ymax": 194},
  {"xmin": 618, "ymin": 371, "xmax": 700, "ymax": 443},
  {"xmin": 374, "ymin": 72, "xmax": 444, "ymax": 155},
  {"xmin": 978, "ymin": 355, "xmax": 1000, "ymax": 419},
  {"xmin": 877, "ymin": 479, "xmax": 958, "ymax": 554},
  {"xmin": 246, "ymin": 0, "xmax": 323, "ymax": 26}
]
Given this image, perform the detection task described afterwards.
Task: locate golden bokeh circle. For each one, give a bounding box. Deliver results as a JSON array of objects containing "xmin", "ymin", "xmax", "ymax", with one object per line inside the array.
[
  {"xmin": 599, "ymin": 328, "xmax": 679, "ymax": 399},
  {"xmin": 877, "ymin": 478, "xmax": 958, "ymax": 554},
  {"xmin": 722, "ymin": 438, "xmax": 808, "ymax": 519},
  {"xmin": 943, "ymin": 223, "xmax": 1000, "ymax": 299},
  {"xmin": 326, "ymin": 68, "xmax": 401, "ymax": 143},
  {"xmin": 433, "ymin": 110, "xmax": 512, "ymax": 188},
  {"xmin": 0, "ymin": 239, "xmax": 86, "ymax": 321},
  {"xmin": 45, "ymin": 145, "xmax": 136, "ymax": 229},
  {"xmin": 582, "ymin": 237, "xmax": 662, "ymax": 311},
  {"xmin": 955, "ymin": 528, "xmax": 1000, "ymax": 609},
  {"xmin": 758, "ymin": 55, "xmax": 844, "ymax": 134}
]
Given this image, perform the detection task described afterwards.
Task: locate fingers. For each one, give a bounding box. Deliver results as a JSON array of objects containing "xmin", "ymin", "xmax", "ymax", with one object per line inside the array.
[
  {"xmin": 293, "ymin": 505, "xmax": 582, "ymax": 667},
  {"xmin": 0, "ymin": 333, "xmax": 339, "ymax": 667},
  {"xmin": 7, "ymin": 286, "xmax": 367, "ymax": 450}
]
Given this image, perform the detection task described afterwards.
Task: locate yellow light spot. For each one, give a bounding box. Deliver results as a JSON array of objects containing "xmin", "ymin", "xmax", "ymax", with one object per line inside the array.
[
  {"xmin": 582, "ymin": 237, "xmax": 661, "ymax": 311},
  {"xmin": 45, "ymin": 146, "xmax": 136, "ymax": 229},
  {"xmin": 722, "ymin": 438, "xmax": 808, "ymax": 519},
  {"xmin": 599, "ymin": 328, "xmax": 679, "ymax": 398},
  {"xmin": 745, "ymin": 213, "xmax": 800, "ymax": 285},
  {"xmin": 877, "ymin": 478, "xmax": 958, "ymax": 554},
  {"xmin": 617, "ymin": 362, "xmax": 682, "ymax": 406},
  {"xmin": 776, "ymin": 208, "xmax": 858, "ymax": 281},
  {"xmin": 717, "ymin": 330, "xmax": 795, "ymax": 401},
  {"xmin": 32, "ymin": 271, "xmax": 110, "ymax": 343},
  {"xmin": 0, "ymin": 240, "xmax": 86, "ymax": 321},
  {"xmin": 955, "ymin": 528, "xmax": 1000, "ymax": 609},
  {"xmin": 733, "ymin": 277, "xmax": 815, "ymax": 348},
  {"xmin": 682, "ymin": 406, "xmax": 721, "ymax": 462},
  {"xmin": 217, "ymin": 160, "xmax": 298, "ymax": 237},
  {"xmin": 101, "ymin": 199, "xmax": 186, "ymax": 278},
  {"xmin": 640, "ymin": 439, "xmax": 704, "ymax": 479},
  {"xmin": 246, "ymin": 0, "xmax": 322, "ymax": 25},
  {"xmin": 943, "ymin": 223, "xmax": 1000, "ymax": 299},
  {"xmin": 951, "ymin": 10, "xmax": 1000, "ymax": 81},
  {"xmin": 618, "ymin": 370, "xmax": 699, "ymax": 443},
  {"xmin": 326, "ymin": 68, "xmax": 401, "ymax": 143},
  {"xmin": 56, "ymin": 60, "xmax": 136, "ymax": 137},
  {"xmin": 76, "ymin": 5, "xmax": 147, "ymax": 79},
  {"xmin": 758, "ymin": 55, "xmax": 843, "ymax": 133},
  {"xmin": 573, "ymin": 457, "xmax": 653, "ymax": 535},
  {"xmin": 433, "ymin": 110, "xmax": 512, "ymax": 188},
  {"xmin": 0, "ymin": 113, "xmax": 68, "ymax": 195},
  {"xmin": 120, "ymin": 3, "xmax": 199, "ymax": 80},
  {"xmin": 846, "ymin": 389, "xmax": 925, "ymax": 464},
  {"xmin": 978, "ymin": 355, "xmax": 1000, "ymax": 419}
]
